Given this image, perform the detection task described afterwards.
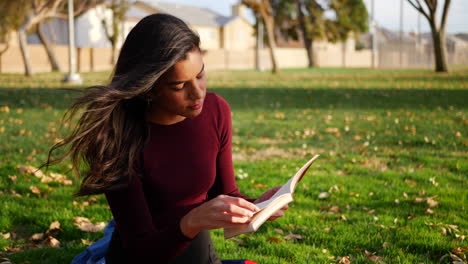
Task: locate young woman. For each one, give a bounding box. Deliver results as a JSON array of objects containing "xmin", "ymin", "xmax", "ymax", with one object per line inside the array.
[{"xmin": 46, "ymin": 14, "xmax": 287, "ymax": 264}]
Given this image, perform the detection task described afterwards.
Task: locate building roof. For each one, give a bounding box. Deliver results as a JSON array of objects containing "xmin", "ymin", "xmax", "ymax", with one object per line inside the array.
[{"xmin": 137, "ymin": 1, "xmax": 236, "ymax": 27}]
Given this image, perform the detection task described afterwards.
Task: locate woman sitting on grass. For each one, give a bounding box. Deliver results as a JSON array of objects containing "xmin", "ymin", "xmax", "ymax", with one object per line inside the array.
[{"xmin": 45, "ymin": 13, "xmax": 287, "ymax": 264}]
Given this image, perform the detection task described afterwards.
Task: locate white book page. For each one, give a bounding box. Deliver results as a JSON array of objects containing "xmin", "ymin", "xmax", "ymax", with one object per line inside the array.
[{"xmin": 254, "ymin": 155, "xmax": 320, "ymax": 210}]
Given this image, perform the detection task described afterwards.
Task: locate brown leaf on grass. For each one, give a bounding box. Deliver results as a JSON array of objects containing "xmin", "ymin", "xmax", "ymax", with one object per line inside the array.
[
  {"xmin": 414, "ymin": 197, "xmax": 425, "ymax": 203},
  {"xmin": 439, "ymin": 252, "xmax": 465, "ymax": 264},
  {"xmin": 17, "ymin": 165, "xmax": 46, "ymax": 178},
  {"xmin": 267, "ymin": 237, "xmax": 282, "ymax": 243},
  {"xmin": 10, "ymin": 190, "xmax": 22, "ymax": 198},
  {"xmin": 338, "ymin": 215, "xmax": 347, "ymax": 221},
  {"xmin": 252, "ymin": 184, "xmax": 267, "ymax": 188},
  {"xmin": 7, "ymin": 175, "xmax": 17, "ymax": 182},
  {"xmin": 284, "ymin": 233, "xmax": 303, "ymax": 241},
  {"xmin": 29, "ymin": 186, "xmax": 41, "ymax": 195},
  {"xmin": 44, "ymin": 236, "xmax": 60, "ymax": 248},
  {"xmin": 325, "ymin": 127, "xmax": 339, "ymax": 133},
  {"xmin": 73, "ymin": 217, "xmax": 106, "ymax": 232},
  {"xmin": 404, "ymin": 179, "xmax": 417, "ymax": 187},
  {"xmin": 274, "ymin": 228, "xmax": 284, "ymax": 234},
  {"xmin": 426, "ymin": 198, "xmax": 439, "ymax": 208},
  {"xmin": 452, "ymin": 247, "xmax": 468, "ymax": 257},
  {"xmin": 0, "ymin": 257, "xmax": 13, "ymax": 264},
  {"xmin": 49, "ymin": 221, "xmax": 61, "ymax": 231},
  {"xmin": 364, "ymin": 250, "xmax": 384, "ymax": 262},
  {"xmin": 46, "ymin": 221, "xmax": 62, "ymax": 237},
  {"xmin": 42, "ymin": 172, "xmax": 73, "ymax": 185},
  {"xmin": 338, "ymin": 256, "xmax": 351, "ymax": 264},
  {"xmin": 81, "ymin": 239, "xmax": 94, "ymax": 246},
  {"xmin": 0, "ymin": 106, "xmax": 10, "ymax": 113},
  {"xmin": 1, "ymin": 233, "xmax": 10, "ymax": 239},
  {"xmin": 30, "ymin": 233, "xmax": 44, "ymax": 242},
  {"xmin": 425, "ymin": 208, "xmax": 434, "ymax": 214},
  {"xmin": 329, "ymin": 205, "xmax": 341, "ymax": 213}
]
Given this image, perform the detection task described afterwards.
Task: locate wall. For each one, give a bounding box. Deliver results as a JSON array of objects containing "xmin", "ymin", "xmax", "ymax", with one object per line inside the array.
[
  {"xmin": 0, "ymin": 44, "xmax": 113, "ymax": 73},
  {"xmin": 222, "ymin": 18, "xmax": 256, "ymax": 50}
]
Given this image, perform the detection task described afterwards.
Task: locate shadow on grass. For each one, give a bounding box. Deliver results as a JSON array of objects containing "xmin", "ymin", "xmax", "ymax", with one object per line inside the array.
[{"xmin": 1, "ymin": 87, "xmax": 467, "ymax": 111}]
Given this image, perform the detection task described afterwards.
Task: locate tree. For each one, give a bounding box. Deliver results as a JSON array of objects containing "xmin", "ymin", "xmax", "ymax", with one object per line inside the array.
[
  {"xmin": 101, "ymin": 0, "xmax": 130, "ymax": 64},
  {"xmin": 1, "ymin": 0, "xmax": 103, "ymax": 76},
  {"xmin": 406, "ymin": 0, "xmax": 451, "ymax": 72},
  {"xmin": 242, "ymin": 0, "xmax": 279, "ymax": 73},
  {"xmin": 0, "ymin": 1, "xmax": 24, "ymax": 73},
  {"xmin": 36, "ymin": 21, "xmax": 63, "ymax": 71},
  {"xmin": 273, "ymin": 0, "xmax": 368, "ymax": 68}
]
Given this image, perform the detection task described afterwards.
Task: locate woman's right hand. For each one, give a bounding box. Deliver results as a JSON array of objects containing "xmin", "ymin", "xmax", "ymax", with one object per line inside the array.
[{"xmin": 180, "ymin": 195, "xmax": 259, "ymax": 238}]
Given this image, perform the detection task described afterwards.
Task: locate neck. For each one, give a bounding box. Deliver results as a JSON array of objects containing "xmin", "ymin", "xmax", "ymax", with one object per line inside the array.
[{"xmin": 146, "ymin": 107, "xmax": 186, "ymax": 125}]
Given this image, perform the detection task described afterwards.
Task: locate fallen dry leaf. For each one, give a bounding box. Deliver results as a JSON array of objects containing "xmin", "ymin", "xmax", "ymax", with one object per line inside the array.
[
  {"xmin": 7, "ymin": 175, "xmax": 17, "ymax": 182},
  {"xmin": 30, "ymin": 233, "xmax": 44, "ymax": 241},
  {"xmin": 17, "ymin": 165, "xmax": 45, "ymax": 178},
  {"xmin": 252, "ymin": 183, "xmax": 267, "ymax": 188},
  {"xmin": 338, "ymin": 256, "xmax": 351, "ymax": 264},
  {"xmin": 73, "ymin": 217, "xmax": 106, "ymax": 232},
  {"xmin": 325, "ymin": 127, "xmax": 339, "ymax": 133},
  {"xmin": 426, "ymin": 198, "xmax": 439, "ymax": 208},
  {"xmin": 364, "ymin": 250, "xmax": 384, "ymax": 262},
  {"xmin": 44, "ymin": 236, "xmax": 60, "ymax": 248},
  {"xmin": 284, "ymin": 233, "xmax": 303, "ymax": 240},
  {"xmin": 1, "ymin": 233, "xmax": 10, "ymax": 239},
  {"xmin": 29, "ymin": 186, "xmax": 41, "ymax": 195},
  {"xmin": 274, "ymin": 228, "xmax": 284, "ymax": 234},
  {"xmin": 49, "ymin": 221, "xmax": 61, "ymax": 230},
  {"xmin": 81, "ymin": 239, "xmax": 94, "ymax": 246},
  {"xmin": 267, "ymin": 237, "xmax": 282, "ymax": 243},
  {"xmin": 328, "ymin": 205, "xmax": 341, "ymax": 213},
  {"xmin": 0, "ymin": 257, "xmax": 13, "ymax": 264}
]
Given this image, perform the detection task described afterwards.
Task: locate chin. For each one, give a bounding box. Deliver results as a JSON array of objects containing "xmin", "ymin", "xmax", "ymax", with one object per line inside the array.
[{"xmin": 185, "ymin": 108, "xmax": 203, "ymax": 118}]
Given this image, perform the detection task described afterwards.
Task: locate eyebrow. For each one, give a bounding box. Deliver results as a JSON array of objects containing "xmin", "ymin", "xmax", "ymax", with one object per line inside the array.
[{"xmin": 167, "ymin": 63, "xmax": 205, "ymax": 85}]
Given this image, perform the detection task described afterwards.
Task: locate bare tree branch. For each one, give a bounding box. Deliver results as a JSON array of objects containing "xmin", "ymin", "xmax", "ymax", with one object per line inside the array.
[
  {"xmin": 440, "ymin": 0, "xmax": 451, "ymax": 31},
  {"xmin": 407, "ymin": 0, "xmax": 431, "ymax": 22}
]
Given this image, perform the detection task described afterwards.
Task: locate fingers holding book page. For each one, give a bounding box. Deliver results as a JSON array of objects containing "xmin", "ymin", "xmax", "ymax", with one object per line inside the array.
[
  {"xmin": 255, "ymin": 185, "xmax": 289, "ymax": 221},
  {"xmin": 180, "ymin": 195, "xmax": 260, "ymax": 238}
]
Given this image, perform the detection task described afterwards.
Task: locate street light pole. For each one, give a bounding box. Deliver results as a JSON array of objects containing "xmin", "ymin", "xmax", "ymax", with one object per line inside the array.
[
  {"xmin": 63, "ymin": 0, "xmax": 82, "ymax": 84},
  {"xmin": 371, "ymin": 0, "xmax": 376, "ymax": 68}
]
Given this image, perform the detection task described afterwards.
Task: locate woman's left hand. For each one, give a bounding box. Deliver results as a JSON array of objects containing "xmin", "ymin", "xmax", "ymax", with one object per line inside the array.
[{"xmin": 254, "ymin": 185, "xmax": 289, "ymax": 221}]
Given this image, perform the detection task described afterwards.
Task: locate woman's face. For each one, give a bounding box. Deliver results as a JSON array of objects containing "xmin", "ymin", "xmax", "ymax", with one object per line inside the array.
[{"xmin": 148, "ymin": 49, "xmax": 207, "ymax": 125}]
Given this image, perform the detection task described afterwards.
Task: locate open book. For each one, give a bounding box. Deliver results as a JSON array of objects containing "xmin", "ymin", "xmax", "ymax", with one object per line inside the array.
[{"xmin": 224, "ymin": 154, "xmax": 320, "ymax": 239}]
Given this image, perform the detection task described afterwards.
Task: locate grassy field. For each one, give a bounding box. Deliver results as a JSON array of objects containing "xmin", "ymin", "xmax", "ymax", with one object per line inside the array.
[{"xmin": 0, "ymin": 68, "xmax": 467, "ymax": 264}]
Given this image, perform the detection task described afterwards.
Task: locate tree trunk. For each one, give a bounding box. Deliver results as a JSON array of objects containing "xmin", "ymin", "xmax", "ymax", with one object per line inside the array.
[
  {"xmin": 18, "ymin": 27, "xmax": 33, "ymax": 76},
  {"xmin": 37, "ymin": 22, "xmax": 62, "ymax": 72},
  {"xmin": 430, "ymin": 26, "xmax": 448, "ymax": 72},
  {"xmin": 0, "ymin": 39, "xmax": 10, "ymax": 73},
  {"xmin": 296, "ymin": 0, "xmax": 315, "ymax": 67},
  {"xmin": 263, "ymin": 15, "xmax": 279, "ymax": 73}
]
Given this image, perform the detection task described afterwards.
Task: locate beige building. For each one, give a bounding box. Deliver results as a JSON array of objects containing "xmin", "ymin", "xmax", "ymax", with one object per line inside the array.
[{"xmin": 129, "ymin": 1, "xmax": 256, "ymax": 51}]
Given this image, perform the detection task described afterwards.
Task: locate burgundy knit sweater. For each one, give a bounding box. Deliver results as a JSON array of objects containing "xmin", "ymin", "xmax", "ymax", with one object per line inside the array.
[{"xmin": 105, "ymin": 92, "xmax": 253, "ymax": 263}]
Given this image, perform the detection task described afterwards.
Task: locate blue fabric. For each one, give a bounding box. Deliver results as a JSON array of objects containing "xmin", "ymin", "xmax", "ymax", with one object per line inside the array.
[{"xmin": 70, "ymin": 219, "xmax": 116, "ymax": 264}]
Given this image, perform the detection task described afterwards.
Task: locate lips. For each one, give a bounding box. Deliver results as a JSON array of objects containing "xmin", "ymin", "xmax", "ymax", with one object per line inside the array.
[{"xmin": 189, "ymin": 102, "xmax": 203, "ymax": 110}]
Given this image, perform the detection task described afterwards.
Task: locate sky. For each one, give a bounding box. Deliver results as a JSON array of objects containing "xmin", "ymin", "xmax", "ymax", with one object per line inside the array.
[{"xmin": 147, "ymin": 0, "xmax": 468, "ymax": 34}]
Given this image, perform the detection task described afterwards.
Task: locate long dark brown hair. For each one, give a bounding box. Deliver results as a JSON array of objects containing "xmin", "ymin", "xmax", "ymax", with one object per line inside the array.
[{"xmin": 42, "ymin": 14, "xmax": 200, "ymax": 196}]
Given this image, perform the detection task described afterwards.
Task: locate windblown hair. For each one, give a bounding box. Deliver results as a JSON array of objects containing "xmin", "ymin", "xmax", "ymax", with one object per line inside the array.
[{"xmin": 43, "ymin": 14, "xmax": 200, "ymax": 196}]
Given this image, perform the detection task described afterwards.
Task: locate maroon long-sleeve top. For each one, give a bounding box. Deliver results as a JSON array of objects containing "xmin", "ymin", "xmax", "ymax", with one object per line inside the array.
[{"xmin": 105, "ymin": 92, "xmax": 253, "ymax": 263}]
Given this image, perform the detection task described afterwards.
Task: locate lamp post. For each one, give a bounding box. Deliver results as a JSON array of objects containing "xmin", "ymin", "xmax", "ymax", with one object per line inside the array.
[
  {"xmin": 63, "ymin": 0, "xmax": 82, "ymax": 84},
  {"xmin": 370, "ymin": 0, "xmax": 377, "ymax": 68}
]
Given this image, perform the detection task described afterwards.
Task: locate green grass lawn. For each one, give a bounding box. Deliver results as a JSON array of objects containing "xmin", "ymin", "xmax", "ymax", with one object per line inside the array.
[{"xmin": 0, "ymin": 68, "xmax": 467, "ymax": 263}]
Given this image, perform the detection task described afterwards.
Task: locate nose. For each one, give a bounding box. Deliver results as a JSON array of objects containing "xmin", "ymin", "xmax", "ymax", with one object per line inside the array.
[{"xmin": 189, "ymin": 80, "xmax": 205, "ymax": 101}]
